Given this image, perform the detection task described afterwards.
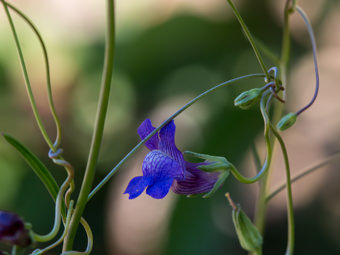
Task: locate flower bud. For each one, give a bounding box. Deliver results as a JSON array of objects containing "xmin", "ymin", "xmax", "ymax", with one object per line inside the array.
[
  {"xmin": 234, "ymin": 88, "xmax": 263, "ymax": 110},
  {"xmin": 277, "ymin": 112, "xmax": 297, "ymax": 131},
  {"xmin": 0, "ymin": 211, "xmax": 31, "ymax": 247},
  {"xmin": 226, "ymin": 194, "xmax": 262, "ymax": 252}
]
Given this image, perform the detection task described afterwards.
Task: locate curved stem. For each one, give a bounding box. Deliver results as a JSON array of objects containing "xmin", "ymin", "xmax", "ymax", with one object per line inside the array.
[
  {"xmin": 266, "ymin": 151, "xmax": 340, "ymax": 202},
  {"xmin": 63, "ymin": 0, "xmax": 115, "ymax": 250},
  {"xmin": 252, "ymin": 0, "xmax": 294, "ymax": 239},
  {"xmin": 295, "ymin": 6, "xmax": 319, "ymax": 116},
  {"xmin": 32, "ymin": 161, "xmax": 73, "ymax": 242},
  {"xmin": 61, "ymin": 218, "xmax": 93, "ymax": 255},
  {"xmin": 5, "ymin": 1, "xmax": 62, "ymax": 148},
  {"xmin": 0, "ymin": 0, "xmax": 55, "ymax": 150},
  {"xmin": 270, "ymin": 125, "xmax": 294, "ymax": 255},
  {"xmin": 228, "ymin": 92, "xmax": 272, "ymax": 184},
  {"xmin": 88, "ymin": 73, "xmax": 265, "ymax": 201},
  {"xmin": 31, "ymin": 201, "xmax": 74, "ymax": 255},
  {"xmin": 226, "ymin": 0, "xmax": 270, "ymax": 80}
]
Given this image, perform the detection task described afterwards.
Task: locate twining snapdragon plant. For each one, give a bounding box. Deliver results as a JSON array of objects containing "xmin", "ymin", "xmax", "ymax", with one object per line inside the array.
[{"xmin": 0, "ymin": 0, "xmax": 334, "ymax": 254}]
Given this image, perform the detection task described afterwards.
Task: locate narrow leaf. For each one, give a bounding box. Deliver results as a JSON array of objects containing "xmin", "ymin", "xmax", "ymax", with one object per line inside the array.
[{"xmin": 3, "ymin": 134, "xmax": 59, "ymax": 201}]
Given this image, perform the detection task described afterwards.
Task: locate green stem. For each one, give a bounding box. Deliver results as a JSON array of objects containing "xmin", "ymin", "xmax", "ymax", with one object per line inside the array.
[
  {"xmin": 88, "ymin": 73, "xmax": 265, "ymax": 201},
  {"xmin": 252, "ymin": 96, "xmax": 284, "ymax": 241},
  {"xmin": 1, "ymin": 0, "xmax": 55, "ymax": 150},
  {"xmin": 266, "ymin": 151, "xmax": 340, "ymax": 202},
  {"xmin": 5, "ymin": 1, "xmax": 62, "ymax": 148},
  {"xmin": 228, "ymin": 92, "xmax": 272, "ymax": 184},
  {"xmin": 270, "ymin": 125, "xmax": 294, "ymax": 255},
  {"xmin": 62, "ymin": 0, "xmax": 115, "ymax": 250},
  {"xmin": 254, "ymin": 247, "xmax": 262, "ymax": 255},
  {"xmin": 226, "ymin": 0, "xmax": 270, "ymax": 80},
  {"xmin": 31, "ymin": 201, "xmax": 74, "ymax": 255},
  {"xmin": 60, "ymin": 218, "xmax": 93, "ymax": 255},
  {"xmin": 32, "ymin": 160, "xmax": 73, "ymax": 242},
  {"xmin": 292, "ymin": 0, "xmax": 297, "ymax": 10},
  {"xmin": 253, "ymin": 0, "xmax": 294, "ymax": 239},
  {"xmin": 281, "ymin": 0, "xmax": 294, "ymax": 68}
]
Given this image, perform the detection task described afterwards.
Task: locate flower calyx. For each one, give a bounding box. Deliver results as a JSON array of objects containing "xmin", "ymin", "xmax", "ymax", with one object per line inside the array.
[{"xmin": 184, "ymin": 151, "xmax": 232, "ymax": 198}]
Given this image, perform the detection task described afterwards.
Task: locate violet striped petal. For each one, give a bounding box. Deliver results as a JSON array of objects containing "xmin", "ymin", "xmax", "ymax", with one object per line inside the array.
[
  {"xmin": 138, "ymin": 118, "xmax": 159, "ymax": 151},
  {"xmin": 159, "ymin": 120, "xmax": 186, "ymax": 171},
  {"xmin": 142, "ymin": 150, "xmax": 184, "ymax": 180},
  {"xmin": 171, "ymin": 162, "xmax": 219, "ymax": 195}
]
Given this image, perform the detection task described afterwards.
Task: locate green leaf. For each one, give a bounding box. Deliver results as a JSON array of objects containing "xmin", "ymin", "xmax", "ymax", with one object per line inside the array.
[{"xmin": 2, "ymin": 134, "xmax": 59, "ymax": 202}]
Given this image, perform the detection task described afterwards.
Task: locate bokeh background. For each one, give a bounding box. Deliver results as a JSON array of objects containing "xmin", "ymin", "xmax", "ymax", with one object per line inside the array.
[{"xmin": 1, "ymin": 0, "xmax": 340, "ymax": 254}]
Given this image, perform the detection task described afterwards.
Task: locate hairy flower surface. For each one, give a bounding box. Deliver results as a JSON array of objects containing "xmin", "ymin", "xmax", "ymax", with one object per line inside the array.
[
  {"xmin": 0, "ymin": 211, "xmax": 31, "ymax": 247},
  {"xmin": 124, "ymin": 119, "xmax": 220, "ymax": 199}
]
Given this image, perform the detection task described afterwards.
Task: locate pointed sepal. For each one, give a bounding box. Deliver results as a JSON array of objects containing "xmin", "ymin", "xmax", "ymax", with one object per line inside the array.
[{"xmin": 226, "ymin": 193, "xmax": 263, "ymax": 252}]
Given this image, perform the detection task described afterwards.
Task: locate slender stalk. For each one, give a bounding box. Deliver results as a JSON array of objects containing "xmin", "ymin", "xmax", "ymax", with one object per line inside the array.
[
  {"xmin": 252, "ymin": 0, "xmax": 294, "ymax": 240},
  {"xmin": 295, "ymin": 6, "xmax": 319, "ymax": 116},
  {"xmin": 61, "ymin": 218, "xmax": 93, "ymax": 255},
  {"xmin": 32, "ymin": 159, "xmax": 73, "ymax": 243},
  {"xmin": 227, "ymin": 92, "xmax": 272, "ymax": 184},
  {"xmin": 62, "ymin": 0, "xmax": 115, "ymax": 250},
  {"xmin": 281, "ymin": 0, "xmax": 293, "ymax": 68},
  {"xmin": 270, "ymin": 125, "xmax": 294, "ymax": 255},
  {"xmin": 226, "ymin": 0, "xmax": 270, "ymax": 80},
  {"xmin": 252, "ymin": 95, "xmax": 274, "ymax": 236},
  {"xmin": 5, "ymin": 1, "xmax": 62, "ymax": 148},
  {"xmin": 266, "ymin": 151, "xmax": 340, "ymax": 202},
  {"xmin": 1, "ymin": 0, "xmax": 55, "ymax": 149},
  {"xmin": 31, "ymin": 201, "xmax": 74, "ymax": 255},
  {"xmin": 88, "ymin": 73, "xmax": 265, "ymax": 201}
]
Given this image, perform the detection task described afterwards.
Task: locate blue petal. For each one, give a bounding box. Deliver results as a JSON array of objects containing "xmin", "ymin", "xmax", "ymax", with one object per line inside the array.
[
  {"xmin": 124, "ymin": 176, "xmax": 152, "ymax": 199},
  {"xmin": 171, "ymin": 162, "xmax": 219, "ymax": 195},
  {"xmin": 138, "ymin": 119, "xmax": 159, "ymax": 151},
  {"xmin": 142, "ymin": 150, "xmax": 184, "ymax": 180},
  {"xmin": 159, "ymin": 120, "xmax": 185, "ymax": 170},
  {"xmin": 146, "ymin": 178, "xmax": 174, "ymax": 199}
]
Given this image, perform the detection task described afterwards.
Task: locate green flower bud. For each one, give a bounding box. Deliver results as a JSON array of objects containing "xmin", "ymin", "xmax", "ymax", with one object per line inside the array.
[
  {"xmin": 234, "ymin": 88, "xmax": 263, "ymax": 110},
  {"xmin": 277, "ymin": 112, "xmax": 297, "ymax": 131},
  {"xmin": 226, "ymin": 193, "xmax": 263, "ymax": 252}
]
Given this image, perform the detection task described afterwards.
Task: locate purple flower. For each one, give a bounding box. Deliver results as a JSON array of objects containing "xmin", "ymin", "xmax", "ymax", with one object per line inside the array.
[
  {"xmin": 124, "ymin": 119, "xmax": 222, "ymax": 199},
  {"xmin": 0, "ymin": 211, "xmax": 31, "ymax": 247}
]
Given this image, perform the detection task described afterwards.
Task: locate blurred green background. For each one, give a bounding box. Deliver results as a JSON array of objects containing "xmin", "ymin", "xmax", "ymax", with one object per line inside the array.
[{"xmin": 1, "ymin": 0, "xmax": 340, "ymax": 254}]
